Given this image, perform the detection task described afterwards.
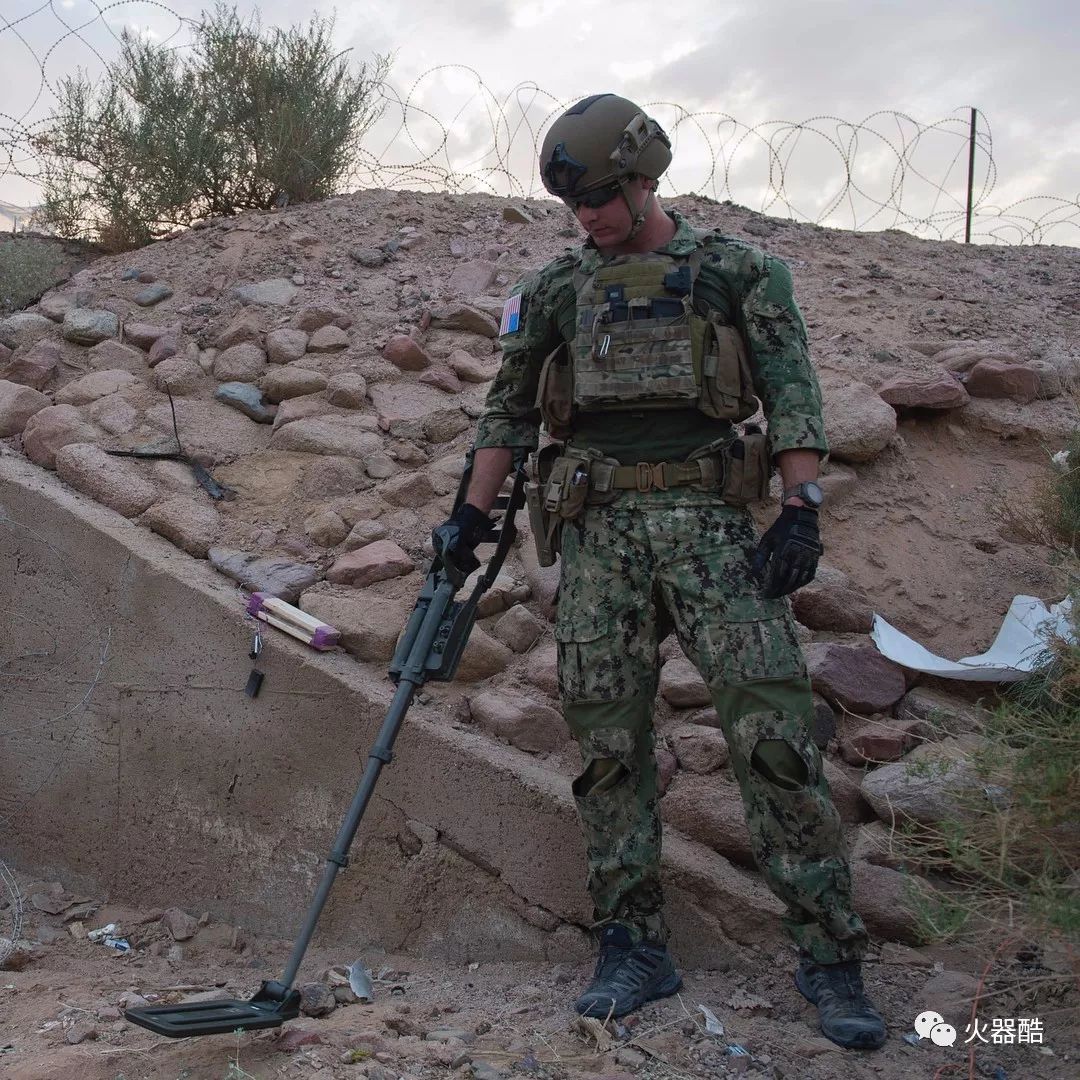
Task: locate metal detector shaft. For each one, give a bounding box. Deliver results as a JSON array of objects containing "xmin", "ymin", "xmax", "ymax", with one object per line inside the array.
[{"xmin": 280, "ymin": 577, "xmax": 456, "ymax": 989}]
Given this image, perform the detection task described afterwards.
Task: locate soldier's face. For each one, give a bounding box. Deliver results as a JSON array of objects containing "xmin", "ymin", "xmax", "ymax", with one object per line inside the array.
[{"xmin": 574, "ymin": 183, "xmax": 636, "ymax": 247}]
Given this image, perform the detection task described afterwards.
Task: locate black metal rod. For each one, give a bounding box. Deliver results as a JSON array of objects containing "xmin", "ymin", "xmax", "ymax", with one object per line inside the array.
[
  {"xmin": 965, "ymin": 107, "xmax": 977, "ymax": 244},
  {"xmin": 279, "ymin": 578, "xmax": 457, "ymax": 988}
]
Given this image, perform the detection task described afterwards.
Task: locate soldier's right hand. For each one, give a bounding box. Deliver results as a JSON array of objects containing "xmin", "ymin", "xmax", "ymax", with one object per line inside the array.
[{"xmin": 431, "ymin": 503, "xmax": 497, "ymax": 579}]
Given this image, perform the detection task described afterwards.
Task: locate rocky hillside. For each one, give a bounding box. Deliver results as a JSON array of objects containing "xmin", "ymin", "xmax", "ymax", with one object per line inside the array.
[{"xmin": 1, "ymin": 188, "xmax": 1078, "ymax": 1078}]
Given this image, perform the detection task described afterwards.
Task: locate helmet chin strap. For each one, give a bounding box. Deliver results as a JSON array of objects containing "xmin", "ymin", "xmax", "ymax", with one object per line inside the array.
[{"xmin": 617, "ymin": 178, "xmax": 652, "ymax": 240}]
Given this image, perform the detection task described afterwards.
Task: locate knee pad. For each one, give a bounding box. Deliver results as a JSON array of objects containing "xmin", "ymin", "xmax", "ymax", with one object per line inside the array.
[{"xmin": 751, "ymin": 737, "xmax": 810, "ymax": 791}]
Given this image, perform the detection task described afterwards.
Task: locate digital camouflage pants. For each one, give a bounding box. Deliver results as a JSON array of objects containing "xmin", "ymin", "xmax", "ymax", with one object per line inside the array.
[{"xmin": 555, "ymin": 488, "xmax": 868, "ymax": 964}]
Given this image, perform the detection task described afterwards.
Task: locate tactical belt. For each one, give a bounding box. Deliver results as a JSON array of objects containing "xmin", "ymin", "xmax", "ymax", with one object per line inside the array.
[{"xmin": 588, "ymin": 454, "xmax": 723, "ymax": 495}]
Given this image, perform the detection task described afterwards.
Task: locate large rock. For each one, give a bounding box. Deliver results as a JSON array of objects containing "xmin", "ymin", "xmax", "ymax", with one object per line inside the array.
[
  {"xmin": 0, "ymin": 379, "xmax": 50, "ymax": 437},
  {"xmin": 877, "ymin": 371, "xmax": 969, "ymax": 410},
  {"xmin": 0, "ymin": 312, "xmax": 55, "ymax": 350},
  {"xmin": 266, "ymin": 328, "xmax": 308, "ymax": 364},
  {"xmin": 56, "ymin": 369, "xmax": 141, "ymax": 406},
  {"xmin": 304, "ymin": 509, "xmax": 349, "ymax": 547},
  {"xmin": 326, "ymin": 540, "xmax": 414, "ymax": 586},
  {"xmin": 262, "ymin": 367, "xmax": 327, "ymax": 403},
  {"xmin": 791, "ymin": 582, "xmax": 875, "ymax": 634},
  {"xmin": 804, "ymin": 642, "xmax": 907, "ymax": 714},
  {"xmin": 86, "ymin": 393, "xmax": 138, "ymax": 436},
  {"xmin": 851, "ymin": 861, "xmax": 923, "ymax": 943},
  {"xmin": 134, "ymin": 282, "xmax": 173, "ymax": 306},
  {"xmin": 22, "ymin": 405, "xmax": 99, "ymax": 468},
  {"xmin": 36, "ymin": 291, "xmax": 77, "ymax": 323},
  {"xmin": 144, "ymin": 398, "xmax": 272, "ymax": 460},
  {"xmin": 659, "ymin": 656, "xmax": 711, "ymax": 708},
  {"xmin": 860, "ymin": 741, "xmax": 982, "ymax": 825},
  {"xmin": 341, "ymin": 519, "xmax": 390, "ymax": 551},
  {"xmin": 299, "ymin": 591, "xmax": 410, "ymax": 662},
  {"xmin": 823, "ymin": 758, "xmax": 873, "ymax": 823},
  {"xmin": 147, "ymin": 335, "xmax": 179, "ymax": 367},
  {"xmin": 87, "ymin": 338, "xmax": 146, "ymax": 373},
  {"xmin": 821, "ymin": 380, "xmax": 897, "ymax": 463},
  {"xmin": 214, "ymin": 343, "xmax": 267, "ymax": 381},
  {"xmin": 522, "ymin": 643, "xmax": 559, "ymax": 698},
  {"xmin": 1029, "ymin": 359, "xmax": 1063, "ymax": 400},
  {"xmin": 55, "ymin": 444, "xmax": 158, "ymax": 518},
  {"xmin": 270, "ymin": 415, "xmax": 382, "ymax": 459},
  {"xmin": 895, "ymin": 686, "xmax": 985, "ymax": 738},
  {"xmin": 965, "ymin": 359, "xmax": 1040, "ymax": 404},
  {"xmin": 455, "ymin": 624, "xmax": 513, "ymax": 681},
  {"xmin": 669, "ymin": 724, "xmax": 729, "ymax": 774},
  {"xmin": 232, "ymin": 278, "xmax": 298, "ymax": 306},
  {"xmin": 1, "ymin": 341, "xmax": 59, "ymax": 389},
  {"xmin": 207, "ymin": 548, "xmax": 319, "ymax": 603},
  {"xmin": 382, "ymin": 335, "xmax": 431, "ymax": 372},
  {"xmin": 420, "ymin": 367, "xmax": 463, "ymax": 394},
  {"xmin": 381, "ymin": 472, "xmax": 437, "ymax": 507},
  {"xmin": 661, "ymin": 774, "xmax": 756, "ymax": 867},
  {"xmin": 840, "ymin": 718, "xmax": 926, "ymax": 765},
  {"xmin": 62, "ymin": 308, "xmax": 118, "ymax": 345},
  {"xmin": 142, "ymin": 498, "xmax": 220, "ymax": 558},
  {"xmin": 467, "ymin": 691, "xmax": 567, "ymax": 754},
  {"xmin": 429, "ymin": 303, "xmax": 499, "ymax": 337}
]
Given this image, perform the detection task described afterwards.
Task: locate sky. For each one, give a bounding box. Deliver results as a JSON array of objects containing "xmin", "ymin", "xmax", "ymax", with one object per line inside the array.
[{"xmin": 2, "ymin": 0, "xmax": 1078, "ymax": 243}]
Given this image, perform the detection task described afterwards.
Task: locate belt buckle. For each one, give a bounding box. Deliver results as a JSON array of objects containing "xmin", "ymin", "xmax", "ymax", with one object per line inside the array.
[{"xmin": 635, "ymin": 462, "xmax": 667, "ymax": 492}]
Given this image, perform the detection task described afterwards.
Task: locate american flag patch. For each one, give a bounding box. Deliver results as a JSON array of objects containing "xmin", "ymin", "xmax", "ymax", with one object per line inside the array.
[{"xmin": 499, "ymin": 293, "xmax": 522, "ymax": 335}]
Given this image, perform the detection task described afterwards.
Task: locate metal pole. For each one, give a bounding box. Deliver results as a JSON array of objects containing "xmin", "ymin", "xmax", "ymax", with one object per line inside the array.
[{"xmin": 965, "ymin": 107, "xmax": 977, "ymax": 243}]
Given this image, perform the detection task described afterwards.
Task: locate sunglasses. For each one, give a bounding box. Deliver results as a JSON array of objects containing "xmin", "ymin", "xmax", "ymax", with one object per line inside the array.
[{"xmin": 566, "ymin": 182, "xmax": 624, "ymax": 211}]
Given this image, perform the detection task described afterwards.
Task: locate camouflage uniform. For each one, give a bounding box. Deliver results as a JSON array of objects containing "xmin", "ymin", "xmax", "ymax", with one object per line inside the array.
[{"xmin": 475, "ymin": 211, "xmax": 868, "ymax": 965}]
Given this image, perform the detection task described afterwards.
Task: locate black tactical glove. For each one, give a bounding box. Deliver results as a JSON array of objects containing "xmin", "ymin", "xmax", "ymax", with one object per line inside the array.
[
  {"xmin": 749, "ymin": 505, "xmax": 823, "ymax": 599},
  {"xmin": 431, "ymin": 502, "xmax": 497, "ymax": 580}
]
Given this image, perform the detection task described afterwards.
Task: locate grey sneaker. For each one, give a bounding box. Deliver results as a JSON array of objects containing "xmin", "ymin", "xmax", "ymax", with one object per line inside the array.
[
  {"xmin": 574, "ymin": 925, "xmax": 682, "ymax": 1019},
  {"xmin": 795, "ymin": 959, "xmax": 887, "ymax": 1050}
]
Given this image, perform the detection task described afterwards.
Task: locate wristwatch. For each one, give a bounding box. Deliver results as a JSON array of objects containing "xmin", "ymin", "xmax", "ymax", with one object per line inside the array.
[{"xmin": 782, "ymin": 481, "xmax": 824, "ymax": 509}]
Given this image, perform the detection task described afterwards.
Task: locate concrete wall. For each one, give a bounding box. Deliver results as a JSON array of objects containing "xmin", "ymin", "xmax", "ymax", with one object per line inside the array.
[{"xmin": 0, "ymin": 450, "xmax": 782, "ymax": 968}]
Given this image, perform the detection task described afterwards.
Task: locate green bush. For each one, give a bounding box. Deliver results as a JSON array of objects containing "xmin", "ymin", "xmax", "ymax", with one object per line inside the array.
[
  {"xmin": 0, "ymin": 238, "xmax": 63, "ymax": 314},
  {"xmin": 34, "ymin": 4, "xmax": 389, "ymax": 249}
]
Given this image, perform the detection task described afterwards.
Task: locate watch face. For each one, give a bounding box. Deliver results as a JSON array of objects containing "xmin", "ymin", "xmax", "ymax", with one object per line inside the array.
[{"xmin": 802, "ymin": 481, "xmax": 824, "ymax": 507}]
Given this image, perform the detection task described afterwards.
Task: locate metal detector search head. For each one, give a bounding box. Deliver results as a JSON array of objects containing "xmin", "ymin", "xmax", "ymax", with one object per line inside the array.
[{"xmin": 125, "ymin": 980, "xmax": 300, "ymax": 1037}]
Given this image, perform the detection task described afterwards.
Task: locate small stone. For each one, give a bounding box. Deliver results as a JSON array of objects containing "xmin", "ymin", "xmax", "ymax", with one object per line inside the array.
[
  {"xmin": 502, "ymin": 205, "xmax": 532, "ymax": 224},
  {"xmin": 492, "ymin": 604, "xmax": 544, "ymax": 653},
  {"xmin": 292, "ymin": 304, "xmax": 352, "ymax": 333},
  {"xmin": 300, "ymin": 591, "xmax": 411, "ymax": 662},
  {"xmin": 262, "ymin": 367, "xmax": 327, "ymax": 403},
  {"xmin": 878, "ymin": 371, "xmax": 969, "ymax": 410},
  {"xmin": 0, "ymin": 312, "xmax": 55, "ymax": 349},
  {"xmin": 445, "ymin": 260, "xmax": 497, "ymax": 299},
  {"xmin": 965, "ymin": 359, "xmax": 1040, "ymax": 403},
  {"xmin": 364, "ymin": 452, "xmax": 398, "ymax": 479},
  {"xmin": 162, "ymin": 907, "xmax": 200, "ymax": 941},
  {"xmin": 125, "ymin": 321, "xmax": 180, "ymax": 350},
  {"xmin": 349, "ymin": 247, "xmax": 387, "ymax": 268},
  {"xmin": 468, "ymin": 690, "xmax": 566, "ymax": 754},
  {"xmin": 216, "ymin": 310, "xmax": 266, "ymax": 350},
  {"xmin": 429, "ymin": 303, "xmax": 499, "ymax": 338},
  {"xmin": 341, "ymin": 519, "xmax": 390, "ymax": 550},
  {"xmin": 382, "ymin": 334, "xmax": 432, "ymax": 372},
  {"xmin": 423, "ymin": 408, "xmax": 471, "ymax": 443},
  {"xmin": 305, "ymin": 510, "xmax": 349, "ymax": 547},
  {"xmin": 134, "ymin": 282, "xmax": 173, "ymax": 306},
  {"xmin": 1029, "ymin": 359, "xmax": 1063, "ymax": 399},
  {"xmin": 278, "ymin": 1027, "xmax": 324, "ymax": 1051},
  {"xmin": 670, "ymin": 724, "xmax": 729, "ymax": 773},
  {"xmin": 208, "ymin": 548, "xmax": 319, "ymax": 603},
  {"xmin": 36, "ymin": 291, "xmax": 76, "ymax": 322},
  {"xmin": 659, "ymin": 657, "xmax": 711, "ymax": 707},
  {"xmin": 307, "ymin": 325, "xmax": 350, "ymax": 352},
  {"xmin": 55, "ymin": 443, "xmax": 158, "ymax": 518},
  {"xmin": 266, "ymin": 327, "xmax": 309, "ymax": 364},
  {"xmin": 143, "ymin": 498, "xmax": 220, "ymax": 558},
  {"xmin": 147, "ymin": 333, "xmax": 179, "ymax": 367},
  {"xmin": 299, "ymin": 982, "xmax": 336, "ymax": 1018},
  {"xmin": 381, "ymin": 471, "xmax": 437, "ymax": 507},
  {"xmin": 447, "ymin": 349, "xmax": 497, "ymax": 383},
  {"xmin": 215, "ymin": 382, "xmax": 276, "ymax": 423},
  {"xmin": 22, "ymin": 404, "xmax": 99, "ymax": 469},
  {"xmin": 805, "ymin": 642, "xmax": 908, "ymax": 714},
  {"xmin": 326, "ymin": 373, "xmax": 368, "ymax": 408},
  {"xmin": 154, "ymin": 358, "xmax": 204, "ymax": 395},
  {"xmin": 214, "ymin": 342, "xmax": 267, "ymax": 381},
  {"xmin": 57, "ymin": 368, "xmax": 141, "ymax": 406},
  {"xmin": 232, "ymin": 277, "xmax": 298, "ymax": 306},
  {"xmin": 65, "ymin": 1026, "xmax": 98, "ymax": 1045},
  {"xmin": 63, "ymin": 308, "xmax": 118, "ymax": 345},
  {"xmin": 419, "ymin": 367, "xmax": 463, "ymax": 393},
  {"xmin": 454, "ymin": 625, "xmax": 513, "ymax": 681}
]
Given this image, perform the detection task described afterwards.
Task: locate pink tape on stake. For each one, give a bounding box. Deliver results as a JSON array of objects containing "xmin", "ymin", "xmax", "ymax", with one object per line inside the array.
[{"xmin": 245, "ymin": 593, "xmax": 340, "ymax": 651}]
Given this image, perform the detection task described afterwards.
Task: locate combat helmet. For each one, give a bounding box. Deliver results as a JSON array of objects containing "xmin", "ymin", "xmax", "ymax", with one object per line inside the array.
[{"xmin": 540, "ymin": 93, "xmax": 671, "ymax": 237}]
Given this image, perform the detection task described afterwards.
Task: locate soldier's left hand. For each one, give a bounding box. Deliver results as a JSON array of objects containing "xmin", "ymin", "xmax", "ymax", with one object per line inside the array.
[{"xmin": 749, "ymin": 505, "xmax": 823, "ymax": 599}]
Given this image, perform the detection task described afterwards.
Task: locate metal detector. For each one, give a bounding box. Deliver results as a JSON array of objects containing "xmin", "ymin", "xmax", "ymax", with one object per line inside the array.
[{"xmin": 126, "ymin": 464, "xmax": 527, "ymax": 1037}]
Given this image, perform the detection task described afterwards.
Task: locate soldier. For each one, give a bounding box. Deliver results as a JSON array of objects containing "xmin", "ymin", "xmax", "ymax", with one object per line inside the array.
[{"xmin": 432, "ymin": 93, "xmax": 886, "ymax": 1051}]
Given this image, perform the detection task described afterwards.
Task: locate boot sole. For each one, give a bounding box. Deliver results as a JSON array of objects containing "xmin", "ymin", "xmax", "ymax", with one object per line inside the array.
[
  {"xmin": 794, "ymin": 967, "xmax": 887, "ymax": 1051},
  {"xmin": 575, "ymin": 971, "xmax": 683, "ymax": 1019}
]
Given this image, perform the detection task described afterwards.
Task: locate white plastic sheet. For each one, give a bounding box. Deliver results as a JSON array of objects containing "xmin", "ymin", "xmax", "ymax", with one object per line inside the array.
[{"xmin": 871, "ymin": 595, "xmax": 1075, "ymax": 682}]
